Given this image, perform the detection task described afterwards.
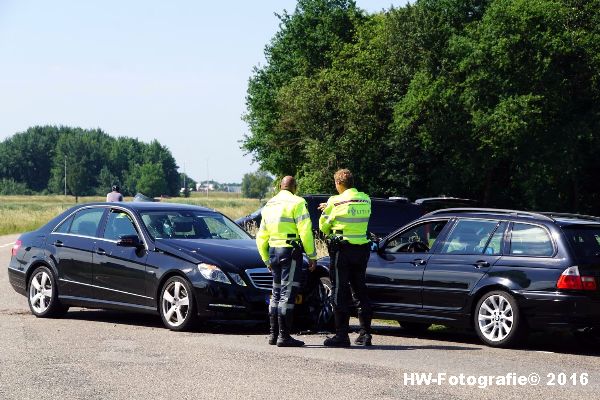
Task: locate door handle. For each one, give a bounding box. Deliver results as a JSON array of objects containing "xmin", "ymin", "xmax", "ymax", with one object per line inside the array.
[
  {"xmin": 53, "ymin": 240, "xmax": 63, "ymax": 247},
  {"xmin": 412, "ymin": 258, "xmax": 427, "ymax": 266},
  {"xmin": 474, "ymin": 260, "xmax": 490, "ymax": 269},
  {"xmin": 96, "ymin": 248, "xmax": 107, "ymax": 256}
]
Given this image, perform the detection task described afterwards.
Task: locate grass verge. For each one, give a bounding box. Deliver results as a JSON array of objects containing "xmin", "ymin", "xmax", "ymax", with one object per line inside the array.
[{"xmin": 0, "ymin": 193, "xmax": 261, "ymax": 236}]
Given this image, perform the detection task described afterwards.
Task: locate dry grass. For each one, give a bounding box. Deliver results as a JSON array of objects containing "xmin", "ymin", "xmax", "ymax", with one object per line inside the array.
[
  {"xmin": 169, "ymin": 194, "xmax": 261, "ymax": 220},
  {"xmin": 315, "ymin": 238, "xmax": 328, "ymax": 258},
  {"xmin": 0, "ymin": 193, "xmax": 261, "ymax": 236},
  {"xmin": 0, "ymin": 195, "xmax": 92, "ymax": 236}
]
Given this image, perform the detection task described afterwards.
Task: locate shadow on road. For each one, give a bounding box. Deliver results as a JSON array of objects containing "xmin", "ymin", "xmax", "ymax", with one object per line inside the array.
[
  {"xmin": 369, "ymin": 324, "xmax": 600, "ymax": 356},
  {"xmin": 61, "ymin": 309, "xmax": 600, "ymax": 355},
  {"xmin": 65, "ymin": 308, "xmax": 267, "ymax": 334},
  {"xmin": 67, "ymin": 309, "xmax": 165, "ymax": 328},
  {"xmin": 304, "ymin": 343, "xmax": 481, "ymax": 351}
]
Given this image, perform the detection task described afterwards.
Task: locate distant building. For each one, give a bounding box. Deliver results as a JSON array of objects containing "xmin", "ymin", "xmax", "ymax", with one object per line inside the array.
[
  {"xmin": 196, "ymin": 182, "xmax": 215, "ymax": 191},
  {"xmin": 226, "ymin": 184, "xmax": 242, "ymax": 193}
]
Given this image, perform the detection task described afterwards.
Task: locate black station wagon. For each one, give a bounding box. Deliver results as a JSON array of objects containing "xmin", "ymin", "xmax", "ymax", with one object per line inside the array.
[
  {"xmin": 320, "ymin": 208, "xmax": 600, "ymax": 347},
  {"xmin": 8, "ymin": 202, "xmax": 333, "ymax": 331}
]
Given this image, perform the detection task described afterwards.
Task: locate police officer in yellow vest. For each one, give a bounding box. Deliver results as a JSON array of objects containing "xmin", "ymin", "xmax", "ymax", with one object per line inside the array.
[
  {"xmin": 319, "ymin": 169, "xmax": 373, "ymax": 347},
  {"xmin": 256, "ymin": 176, "xmax": 317, "ymax": 347}
]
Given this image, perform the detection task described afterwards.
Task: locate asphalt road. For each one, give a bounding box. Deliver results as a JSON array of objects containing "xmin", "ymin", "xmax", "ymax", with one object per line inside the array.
[{"xmin": 1, "ymin": 233, "xmax": 598, "ymax": 400}]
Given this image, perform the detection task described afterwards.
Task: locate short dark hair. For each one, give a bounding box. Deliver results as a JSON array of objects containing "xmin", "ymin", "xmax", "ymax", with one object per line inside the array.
[{"xmin": 334, "ymin": 169, "xmax": 354, "ymax": 188}]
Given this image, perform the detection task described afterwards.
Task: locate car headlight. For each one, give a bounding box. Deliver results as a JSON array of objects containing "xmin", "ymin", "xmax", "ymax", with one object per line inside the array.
[
  {"xmin": 228, "ymin": 273, "xmax": 247, "ymax": 287},
  {"xmin": 198, "ymin": 263, "xmax": 230, "ymax": 284}
]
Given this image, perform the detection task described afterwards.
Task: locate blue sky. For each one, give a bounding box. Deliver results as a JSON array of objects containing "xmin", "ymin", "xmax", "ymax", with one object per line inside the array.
[{"xmin": 0, "ymin": 1, "xmax": 407, "ymax": 183}]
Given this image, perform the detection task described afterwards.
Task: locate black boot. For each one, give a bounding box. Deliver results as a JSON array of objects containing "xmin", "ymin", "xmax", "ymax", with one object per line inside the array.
[
  {"xmin": 268, "ymin": 313, "xmax": 278, "ymax": 345},
  {"xmin": 276, "ymin": 313, "xmax": 304, "ymax": 347},
  {"xmin": 355, "ymin": 315, "xmax": 372, "ymax": 346},
  {"xmin": 324, "ymin": 312, "xmax": 351, "ymax": 347}
]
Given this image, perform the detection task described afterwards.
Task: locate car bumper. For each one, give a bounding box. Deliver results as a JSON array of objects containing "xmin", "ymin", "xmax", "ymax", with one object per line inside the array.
[
  {"xmin": 8, "ymin": 259, "xmax": 27, "ymax": 296},
  {"xmin": 191, "ymin": 280, "xmax": 269, "ymax": 321},
  {"xmin": 517, "ymin": 290, "xmax": 600, "ymax": 330}
]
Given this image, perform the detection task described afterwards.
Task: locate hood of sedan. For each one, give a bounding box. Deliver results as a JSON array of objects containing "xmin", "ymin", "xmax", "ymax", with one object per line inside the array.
[{"xmin": 156, "ymin": 238, "xmax": 264, "ymax": 272}]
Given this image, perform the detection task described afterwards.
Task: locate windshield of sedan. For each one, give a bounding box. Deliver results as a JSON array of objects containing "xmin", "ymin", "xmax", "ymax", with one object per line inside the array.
[{"xmin": 139, "ymin": 210, "xmax": 250, "ymax": 240}]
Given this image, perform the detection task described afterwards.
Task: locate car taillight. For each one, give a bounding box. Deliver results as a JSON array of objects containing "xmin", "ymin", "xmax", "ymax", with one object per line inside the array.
[
  {"xmin": 581, "ymin": 276, "xmax": 597, "ymax": 291},
  {"xmin": 557, "ymin": 266, "xmax": 597, "ymax": 291},
  {"xmin": 11, "ymin": 240, "xmax": 22, "ymax": 257}
]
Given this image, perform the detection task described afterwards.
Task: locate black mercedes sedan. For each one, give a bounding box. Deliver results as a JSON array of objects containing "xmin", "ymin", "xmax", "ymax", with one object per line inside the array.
[{"xmin": 8, "ymin": 202, "xmax": 332, "ymax": 331}]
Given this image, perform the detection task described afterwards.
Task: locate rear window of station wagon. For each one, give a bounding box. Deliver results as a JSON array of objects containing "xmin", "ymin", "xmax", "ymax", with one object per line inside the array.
[
  {"xmin": 562, "ymin": 225, "xmax": 600, "ymax": 261},
  {"xmin": 509, "ymin": 223, "xmax": 554, "ymax": 257}
]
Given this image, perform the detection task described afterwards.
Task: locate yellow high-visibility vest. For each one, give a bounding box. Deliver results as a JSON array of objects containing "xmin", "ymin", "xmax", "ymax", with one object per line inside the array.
[
  {"xmin": 255, "ymin": 190, "xmax": 317, "ymax": 264},
  {"xmin": 319, "ymin": 188, "xmax": 371, "ymax": 245}
]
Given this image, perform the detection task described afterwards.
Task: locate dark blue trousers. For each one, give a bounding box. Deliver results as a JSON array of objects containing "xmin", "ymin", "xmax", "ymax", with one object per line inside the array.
[{"xmin": 268, "ymin": 247, "xmax": 303, "ymax": 317}]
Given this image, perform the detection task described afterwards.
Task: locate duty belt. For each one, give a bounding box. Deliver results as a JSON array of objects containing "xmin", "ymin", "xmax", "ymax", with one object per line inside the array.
[{"xmin": 285, "ymin": 233, "xmax": 300, "ymax": 246}]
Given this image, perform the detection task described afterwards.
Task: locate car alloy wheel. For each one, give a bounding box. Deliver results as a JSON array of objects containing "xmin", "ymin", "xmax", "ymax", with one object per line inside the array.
[
  {"xmin": 160, "ymin": 277, "xmax": 196, "ymax": 331},
  {"xmin": 475, "ymin": 290, "xmax": 525, "ymax": 347},
  {"xmin": 27, "ymin": 266, "xmax": 67, "ymax": 318},
  {"xmin": 478, "ymin": 294, "xmax": 513, "ymax": 342},
  {"xmin": 29, "ymin": 270, "xmax": 53, "ymax": 314},
  {"xmin": 315, "ymin": 277, "xmax": 333, "ymax": 330},
  {"xmin": 306, "ymin": 277, "xmax": 334, "ymax": 332}
]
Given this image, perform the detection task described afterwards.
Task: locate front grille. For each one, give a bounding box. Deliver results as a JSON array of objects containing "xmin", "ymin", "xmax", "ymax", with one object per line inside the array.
[{"xmin": 246, "ymin": 268, "xmax": 273, "ymax": 291}]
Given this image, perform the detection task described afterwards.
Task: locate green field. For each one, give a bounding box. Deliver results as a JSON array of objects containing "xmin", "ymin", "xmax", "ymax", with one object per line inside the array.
[{"xmin": 0, "ymin": 192, "xmax": 262, "ymax": 236}]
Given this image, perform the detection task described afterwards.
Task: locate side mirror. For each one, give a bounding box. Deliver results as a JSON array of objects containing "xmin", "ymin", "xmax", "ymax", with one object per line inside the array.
[
  {"xmin": 370, "ymin": 241, "xmax": 379, "ymax": 252},
  {"xmin": 369, "ymin": 232, "xmax": 381, "ymax": 252},
  {"xmin": 117, "ymin": 235, "xmax": 143, "ymax": 248}
]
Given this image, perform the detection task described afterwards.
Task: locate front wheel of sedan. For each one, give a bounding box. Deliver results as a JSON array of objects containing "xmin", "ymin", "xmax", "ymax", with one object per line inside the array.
[
  {"xmin": 28, "ymin": 266, "xmax": 68, "ymax": 318},
  {"xmin": 474, "ymin": 290, "xmax": 526, "ymax": 348},
  {"xmin": 306, "ymin": 277, "xmax": 334, "ymax": 332},
  {"xmin": 159, "ymin": 276, "xmax": 197, "ymax": 331}
]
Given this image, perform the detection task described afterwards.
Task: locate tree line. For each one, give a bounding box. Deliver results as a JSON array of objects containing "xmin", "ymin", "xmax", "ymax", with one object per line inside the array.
[
  {"xmin": 0, "ymin": 126, "xmax": 180, "ymax": 198},
  {"xmin": 243, "ymin": 0, "xmax": 600, "ymax": 214}
]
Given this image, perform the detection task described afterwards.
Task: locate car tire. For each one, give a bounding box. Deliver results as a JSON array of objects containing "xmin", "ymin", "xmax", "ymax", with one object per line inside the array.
[
  {"xmin": 27, "ymin": 266, "xmax": 68, "ymax": 318},
  {"xmin": 474, "ymin": 290, "xmax": 526, "ymax": 348},
  {"xmin": 398, "ymin": 321, "xmax": 431, "ymax": 333},
  {"xmin": 159, "ymin": 276, "xmax": 197, "ymax": 331},
  {"xmin": 306, "ymin": 276, "xmax": 334, "ymax": 332}
]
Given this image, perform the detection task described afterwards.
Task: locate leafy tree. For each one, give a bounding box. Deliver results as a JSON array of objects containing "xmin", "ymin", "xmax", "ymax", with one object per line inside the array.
[
  {"xmin": 0, "ymin": 126, "xmax": 60, "ymax": 192},
  {"xmin": 0, "ymin": 125, "xmax": 182, "ymax": 197},
  {"xmin": 0, "ymin": 179, "xmax": 31, "ymax": 195},
  {"xmin": 243, "ymin": 0, "xmax": 600, "ymax": 215},
  {"xmin": 97, "ymin": 166, "xmax": 120, "ymax": 196},
  {"xmin": 179, "ymin": 173, "xmax": 197, "ymax": 197},
  {"xmin": 142, "ymin": 140, "xmax": 180, "ymax": 196},
  {"xmin": 135, "ymin": 163, "xmax": 168, "ymax": 198},
  {"xmin": 243, "ymin": 0, "xmax": 364, "ymax": 178},
  {"xmin": 241, "ymin": 171, "xmax": 273, "ymax": 200},
  {"xmin": 48, "ymin": 129, "xmax": 112, "ymax": 201}
]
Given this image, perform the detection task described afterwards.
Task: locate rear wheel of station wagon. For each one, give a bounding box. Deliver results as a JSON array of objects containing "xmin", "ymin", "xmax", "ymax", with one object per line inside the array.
[{"xmin": 474, "ymin": 290, "xmax": 526, "ymax": 348}]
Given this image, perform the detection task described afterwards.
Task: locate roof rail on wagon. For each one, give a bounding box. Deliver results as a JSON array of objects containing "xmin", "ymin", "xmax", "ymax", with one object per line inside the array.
[{"xmin": 424, "ymin": 208, "xmax": 554, "ymax": 221}]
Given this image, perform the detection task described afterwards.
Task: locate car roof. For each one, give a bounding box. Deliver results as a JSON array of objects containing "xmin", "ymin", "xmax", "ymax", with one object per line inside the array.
[
  {"xmin": 424, "ymin": 208, "xmax": 600, "ymax": 227},
  {"xmin": 414, "ymin": 196, "xmax": 478, "ymax": 205},
  {"xmin": 547, "ymin": 217, "xmax": 600, "ymax": 228},
  {"xmin": 77, "ymin": 202, "xmax": 215, "ymax": 213}
]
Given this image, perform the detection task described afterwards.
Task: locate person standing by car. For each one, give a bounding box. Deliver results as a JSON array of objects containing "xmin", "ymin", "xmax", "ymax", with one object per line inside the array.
[
  {"xmin": 106, "ymin": 185, "xmax": 124, "ymax": 202},
  {"xmin": 256, "ymin": 176, "xmax": 317, "ymax": 347},
  {"xmin": 318, "ymin": 169, "xmax": 373, "ymax": 347}
]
